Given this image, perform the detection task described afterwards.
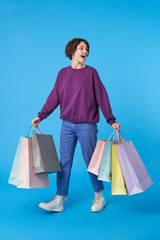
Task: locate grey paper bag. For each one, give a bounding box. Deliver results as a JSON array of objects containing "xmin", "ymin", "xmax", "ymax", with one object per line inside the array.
[{"xmin": 32, "ymin": 133, "xmax": 61, "ymax": 174}]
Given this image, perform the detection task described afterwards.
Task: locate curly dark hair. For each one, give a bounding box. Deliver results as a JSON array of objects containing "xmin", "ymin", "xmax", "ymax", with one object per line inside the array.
[{"xmin": 65, "ymin": 38, "xmax": 90, "ymax": 60}]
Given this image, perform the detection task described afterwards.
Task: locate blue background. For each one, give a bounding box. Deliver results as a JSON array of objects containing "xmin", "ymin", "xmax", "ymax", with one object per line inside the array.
[{"xmin": 0, "ymin": 0, "xmax": 160, "ymax": 239}]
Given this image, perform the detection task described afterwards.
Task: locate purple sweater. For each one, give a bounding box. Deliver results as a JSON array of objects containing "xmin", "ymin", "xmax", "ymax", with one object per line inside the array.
[{"xmin": 38, "ymin": 65, "xmax": 116, "ymax": 125}]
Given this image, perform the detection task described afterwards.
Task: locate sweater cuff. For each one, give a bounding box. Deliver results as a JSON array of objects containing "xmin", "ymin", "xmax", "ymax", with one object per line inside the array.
[
  {"xmin": 107, "ymin": 119, "xmax": 117, "ymax": 126},
  {"xmin": 37, "ymin": 113, "xmax": 44, "ymax": 121}
]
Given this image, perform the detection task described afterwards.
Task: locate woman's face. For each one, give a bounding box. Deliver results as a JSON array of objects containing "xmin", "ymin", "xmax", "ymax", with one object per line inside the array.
[{"xmin": 72, "ymin": 41, "xmax": 89, "ymax": 63}]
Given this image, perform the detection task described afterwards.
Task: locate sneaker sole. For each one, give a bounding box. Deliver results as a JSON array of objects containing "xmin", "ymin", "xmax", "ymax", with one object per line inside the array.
[
  {"xmin": 39, "ymin": 204, "xmax": 64, "ymax": 212},
  {"xmin": 91, "ymin": 203, "xmax": 105, "ymax": 213}
]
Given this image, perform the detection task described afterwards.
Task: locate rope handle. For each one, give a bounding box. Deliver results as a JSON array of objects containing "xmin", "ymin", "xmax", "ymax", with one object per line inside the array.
[
  {"xmin": 37, "ymin": 126, "xmax": 47, "ymax": 135},
  {"xmin": 119, "ymin": 130, "xmax": 129, "ymax": 142},
  {"xmin": 108, "ymin": 130, "xmax": 116, "ymax": 140},
  {"xmin": 26, "ymin": 125, "xmax": 32, "ymax": 137},
  {"xmin": 108, "ymin": 129, "xmax": 128, "ymax": 143},
  {"xmin": 26, "ymin": 125, "xmax": 46, "ymax": 137},
  {"xmin": 108, "ymin": 130, "xmax": 122, "ymax": 143}
]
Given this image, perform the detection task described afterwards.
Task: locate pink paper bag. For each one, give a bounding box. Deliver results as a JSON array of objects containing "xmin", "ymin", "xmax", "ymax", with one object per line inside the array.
[
  {"xmin": 17, "ymin": 137, "xmax": 49, "ymax": 189},
  {"xmin": 87, "ymin": 140, "xmax": 106, "ymax": 175}
]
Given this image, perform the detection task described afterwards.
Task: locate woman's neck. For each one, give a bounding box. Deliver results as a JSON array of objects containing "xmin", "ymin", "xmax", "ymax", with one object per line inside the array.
[{"xmin": 71, "ymin": 60, "xmax": 85, "ymax": 69}]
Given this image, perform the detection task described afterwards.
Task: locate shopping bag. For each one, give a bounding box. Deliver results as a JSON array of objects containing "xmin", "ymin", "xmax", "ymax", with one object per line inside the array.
[
  {"xmin": 32, "ymin": 133, "xmax": 61, "ymax": 174},
  {"xmin": 98, "ymin": 130, "xmax": 123, "ymax": 182},
  {"xmin": 8, "ymin": 137, "xmax": 23, "ymax": 186},
  {"xmin": 17, "ymin": 137, "xmax": 49, "ymax": 188},
  {"xmin": 112, "ymin": 144, "xmax": 128, "ymax": 195},
  {"xmin": 116, "ymin": 140, "xmax": 153, "ymax": 195},
  {"xmin": 87, "ymin": 140, "xmax": 106, "ymax": 175},
  {"xmin": 97, "ymin": 140, "xmax": 113, "ymax": 182}
]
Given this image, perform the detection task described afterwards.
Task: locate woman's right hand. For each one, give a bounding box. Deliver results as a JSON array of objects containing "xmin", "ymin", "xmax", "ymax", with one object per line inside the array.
[{"xmin": 31, "ymin": 117, "xmax": 41, "ymax": 128}]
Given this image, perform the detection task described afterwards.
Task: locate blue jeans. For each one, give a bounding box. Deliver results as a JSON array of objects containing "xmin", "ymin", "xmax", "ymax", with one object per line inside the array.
[{"xmin": 56, "ymin": 120, "xmax": 105, "ymax": 196}]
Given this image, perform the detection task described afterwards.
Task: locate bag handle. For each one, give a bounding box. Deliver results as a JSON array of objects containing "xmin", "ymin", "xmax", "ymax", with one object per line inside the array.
[
  {"xmin": 37, "ymin": 126, "xmax": 47, "ymax": 135},
  {"xmin": 114, "ymin": 130, "xmax": 123, "ymax": 143},
  {"xmin": 114, "ymin": 130, "xmax": 129, "ymax": 142},
  {"xmin": 108, "ymin": 129, "xmax": 125, "ymax": 143},
  {"xmin": 113, "ymin": 131, "xmax": 119, "ymax": 142},
  {"xmin": 119, "ymin": 130, "xmax": 129, "ymax": 142},
  {"xmin": 26, "ymin": 125, "xmax": 41, "ymax": 137},
  {"xmin": 26, "ymin": 125, "xmax": 32, "ymax": 137},
  {"xmin": 32, "ymin": 126, "xmax": 41, "ymax": 135},
  {"xmin": 108, "ymin": 130, "xmax": 116, "ymax": 140},
  {"xmin": 115, "ymin": 130, "xmax": 120, "ymax": 143},
  {"xmin": 108, "ymin": 130, "xmax": 121, "ymax": 143}
]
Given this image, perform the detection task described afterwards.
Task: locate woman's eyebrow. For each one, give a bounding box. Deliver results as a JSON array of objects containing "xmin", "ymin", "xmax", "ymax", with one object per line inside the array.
[{"xmin": 79, "ymin": 44, "xmax": 86, "ymax": 47}]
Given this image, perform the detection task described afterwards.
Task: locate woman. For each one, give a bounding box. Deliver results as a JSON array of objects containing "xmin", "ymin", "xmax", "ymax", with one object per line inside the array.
[{"xmin": 31, "ymin": 38, "xmax": 121, "ymax": 213}]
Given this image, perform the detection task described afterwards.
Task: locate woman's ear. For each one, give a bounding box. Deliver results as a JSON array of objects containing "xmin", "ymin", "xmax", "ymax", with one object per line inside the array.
[{"xmin": 71, "ymin": 51, "xmax": 75, "ymax": 59}]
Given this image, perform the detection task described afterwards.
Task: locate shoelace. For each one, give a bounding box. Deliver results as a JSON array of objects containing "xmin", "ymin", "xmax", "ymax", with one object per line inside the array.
[
  {"xmin": 64, "ymin": 196, "xmax": 69, "ymax": 202},
  {"xmin": 93, "ymin": 193, "xmax": 101, "ymax": 205},
  {"xmin": 47, "ymin": 195, "xmax": 69, "ymax": 204}
]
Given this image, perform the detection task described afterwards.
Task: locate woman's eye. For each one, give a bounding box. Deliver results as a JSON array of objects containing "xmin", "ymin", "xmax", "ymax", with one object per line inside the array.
[{"xmin": 79, "ymin": 47, "xmax": 88, "ymax": 52}]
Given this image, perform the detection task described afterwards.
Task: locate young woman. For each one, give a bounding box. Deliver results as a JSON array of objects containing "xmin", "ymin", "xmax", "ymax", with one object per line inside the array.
[{"xmin": 31, "ymin": 38, "xmax": 121, "ymax": 213}]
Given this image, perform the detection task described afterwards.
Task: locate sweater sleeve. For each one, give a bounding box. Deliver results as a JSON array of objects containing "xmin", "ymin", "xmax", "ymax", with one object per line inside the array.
[
  {"xmin": 93, "ymin": 69, "xmax": 117, "ymax": 125},
  {"xmin": 37, "ymin": 71, "xmax": 60, "ymax": 121}
]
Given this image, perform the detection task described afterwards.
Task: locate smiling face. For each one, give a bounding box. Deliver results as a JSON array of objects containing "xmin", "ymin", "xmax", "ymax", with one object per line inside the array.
[{"xmin": 72, "ymin": 41, "xmax": 89, "ymax": 63}]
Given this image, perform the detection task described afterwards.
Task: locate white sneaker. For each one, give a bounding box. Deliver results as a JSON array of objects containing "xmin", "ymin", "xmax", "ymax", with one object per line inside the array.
[
  {"xmin": 39, "ymin": 195, "xmax": 68, "ymax": 212},
  {"xmin": 91, "ymin": 191, "xmax": 105, "ymax": 212}
]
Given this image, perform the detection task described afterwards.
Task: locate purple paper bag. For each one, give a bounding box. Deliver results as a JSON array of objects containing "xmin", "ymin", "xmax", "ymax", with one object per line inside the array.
[{"xmin": 116, "ymin": 141, "xmax": 153, "ymax": 195}]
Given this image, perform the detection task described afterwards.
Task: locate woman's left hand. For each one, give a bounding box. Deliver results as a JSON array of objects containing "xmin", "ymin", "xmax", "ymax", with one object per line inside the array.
[{"xmin": 111, "ymin": 122, "xmax": 121, "ymax": 131}]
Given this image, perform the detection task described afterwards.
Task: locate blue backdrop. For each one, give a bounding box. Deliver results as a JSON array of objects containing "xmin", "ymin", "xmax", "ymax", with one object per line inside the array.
[{"xmin": 0, "ymin": 0, "xmax": 160, "ymax": 239}]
